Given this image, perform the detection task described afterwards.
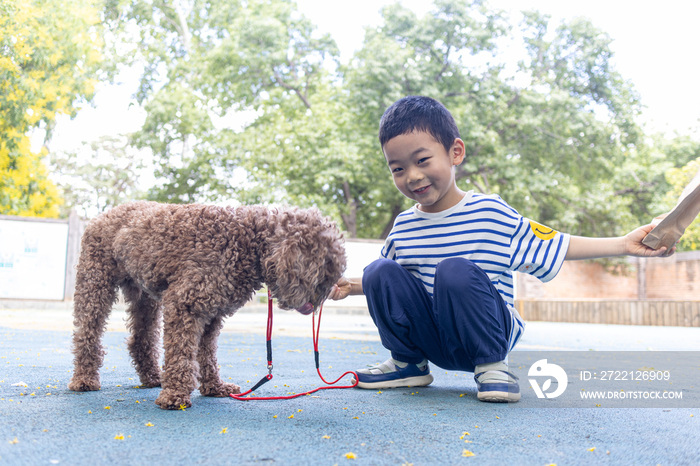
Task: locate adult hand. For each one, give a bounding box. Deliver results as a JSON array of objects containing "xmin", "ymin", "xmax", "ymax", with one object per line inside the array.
[{"xmin": 625, "ymin": 224, "xmax": 676, "ymax": 257}]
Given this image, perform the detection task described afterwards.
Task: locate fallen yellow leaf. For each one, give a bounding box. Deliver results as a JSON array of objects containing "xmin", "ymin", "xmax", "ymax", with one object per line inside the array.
[
  {"xmin": 462, "ymin": 449, "xmax": 475, "ymax": 457},
  {"xmin": 345, "ymin": 452, "xmax": 356, "ymax": 459}
]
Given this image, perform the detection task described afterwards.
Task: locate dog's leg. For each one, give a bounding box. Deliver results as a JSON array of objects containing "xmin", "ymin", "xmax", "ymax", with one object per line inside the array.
[
  {"xmin": 68, "ymin": 257, "xmax": 117, "ymax": 392},
  {"xmin": 154, "ymin": 300, "xmax": 206, "ymax": 410},
  {"xmin": 198, "ymin": 316, "xmax": 241, "ymax": 397},
  {"xmin": 123, "ymin": 281, "xmax": 162, "ymax": 388}
]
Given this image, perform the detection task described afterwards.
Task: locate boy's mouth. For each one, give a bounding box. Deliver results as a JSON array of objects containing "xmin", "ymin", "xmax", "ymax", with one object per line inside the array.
[{"xmin": 413, "ymin": 185, "xmax": 431, "ymax": 195}]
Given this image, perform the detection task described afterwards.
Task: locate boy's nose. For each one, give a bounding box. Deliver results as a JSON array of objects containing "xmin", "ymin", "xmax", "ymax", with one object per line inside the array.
[{"xmin": 406, "ymin": 168, "xmax": 424, "ymax": 185}]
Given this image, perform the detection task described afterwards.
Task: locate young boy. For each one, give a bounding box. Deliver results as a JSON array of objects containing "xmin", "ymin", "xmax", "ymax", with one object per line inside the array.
[{"xmin": 328, "ymin": 95, "xmax": 672, "ymax": 403}]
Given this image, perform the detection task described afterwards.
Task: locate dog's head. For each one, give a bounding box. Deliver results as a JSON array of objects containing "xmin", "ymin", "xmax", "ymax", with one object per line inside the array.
[{"xmin": 263, "ymin": 207, "xmax": 346, "ymax": 314}]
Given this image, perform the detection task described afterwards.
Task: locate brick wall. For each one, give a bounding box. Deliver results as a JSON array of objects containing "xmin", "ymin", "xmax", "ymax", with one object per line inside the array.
[
  {"xmin": 645, "ymin": 253, "xmax": 700, "ymax": 299},
  {"xmin": 516, "ymin": 251, "xmax": 700, "ymax": 300}
]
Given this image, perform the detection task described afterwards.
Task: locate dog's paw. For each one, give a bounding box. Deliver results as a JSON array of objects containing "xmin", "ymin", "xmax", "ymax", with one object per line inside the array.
[
  {"xmin": 155, "ymin": 390, "xmax": 192, "ymax": 410},
  {"xmin": 199, "ymin": 382, "xmax": 241, "ymax": 397},
  {"xmin": 68, "ymin": 377, "xmax": 101, "ymax": 392}
]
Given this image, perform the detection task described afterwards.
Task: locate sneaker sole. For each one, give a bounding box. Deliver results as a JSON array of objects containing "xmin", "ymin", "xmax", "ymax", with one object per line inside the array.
[
  {"xmin": 353, "ymin": 374, "xmax": 434, "ymax": 390},
  {"xmin": 477, "ymin": 390, "xmax": 521, "ymax": 403}
]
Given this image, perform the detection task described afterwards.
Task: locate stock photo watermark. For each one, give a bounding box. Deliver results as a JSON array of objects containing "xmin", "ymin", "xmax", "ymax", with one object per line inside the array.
[{"xmin": 507, "ymin": 352, "xmax": 699, "ymax": 408}]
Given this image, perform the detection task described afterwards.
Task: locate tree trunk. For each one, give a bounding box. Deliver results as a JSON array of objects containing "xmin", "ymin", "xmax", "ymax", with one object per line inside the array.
[
  {"xmin": 379, "ymin": 203, "xmax": 404, "ymax": 239},
  {"xmin": 341, "ymin": 181, "xmax": 357, "ymax": 238}
]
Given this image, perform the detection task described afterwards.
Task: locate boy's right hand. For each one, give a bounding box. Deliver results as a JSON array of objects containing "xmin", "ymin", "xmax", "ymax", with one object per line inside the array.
[{"xmin": 328, "ymin": 277, "xmax": 353, "ymax": 301}]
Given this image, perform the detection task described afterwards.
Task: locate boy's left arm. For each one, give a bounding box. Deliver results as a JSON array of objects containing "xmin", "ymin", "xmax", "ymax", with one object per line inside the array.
[{"xmin": 565, "ymin": 224, "xmax": 674, "ymax": 261}]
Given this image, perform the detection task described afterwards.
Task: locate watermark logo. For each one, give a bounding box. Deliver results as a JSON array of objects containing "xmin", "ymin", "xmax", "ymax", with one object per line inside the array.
[
  {"xmin": 528, "ymin": 359, "xmax": 568, "ymax": 399},
  {"xmin": 509, "ymin": 352, "xmax": 697, "ymax": 408}
]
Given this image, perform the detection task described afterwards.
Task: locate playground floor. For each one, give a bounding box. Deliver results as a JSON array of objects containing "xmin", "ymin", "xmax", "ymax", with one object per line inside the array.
[{"xmin": 0, "ymin": 306, "xmax": 698, "ymax": 465}]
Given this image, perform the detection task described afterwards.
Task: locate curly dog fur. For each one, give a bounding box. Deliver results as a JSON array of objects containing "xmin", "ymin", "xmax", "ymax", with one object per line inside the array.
[{"xmin": 68, "ymin": 201, "xmax": 346, "ymax": 409}]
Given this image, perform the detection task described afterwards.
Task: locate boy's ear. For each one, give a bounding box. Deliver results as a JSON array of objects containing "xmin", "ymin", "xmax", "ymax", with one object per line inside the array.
[{"xmin": 451, "ymin": 138, "xmax": 466, "ymax": 166}]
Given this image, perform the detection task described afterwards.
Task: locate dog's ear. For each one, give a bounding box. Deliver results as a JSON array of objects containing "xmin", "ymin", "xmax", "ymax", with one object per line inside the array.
[
  {"xmin": 264, "ymin": 231, "xmax": 319, "ymax": 308},
  {"xmin": 318, "ymin": 228, "xmax": 347, "ymax": 281}
]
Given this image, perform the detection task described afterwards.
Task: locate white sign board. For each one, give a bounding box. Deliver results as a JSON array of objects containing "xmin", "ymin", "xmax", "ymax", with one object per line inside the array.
[{"xmin": 0, "ymin": 219, "xmax": 68, "ymax": 300}]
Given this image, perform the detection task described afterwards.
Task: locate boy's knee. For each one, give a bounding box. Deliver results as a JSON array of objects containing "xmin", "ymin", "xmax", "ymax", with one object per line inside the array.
[
  {"xmin": 363, "ymin": 258, "xmax": 403, "ymax": 289},
  {"xmin": 435, "ymin": 258, "xmax": 487, "ymax": 294}
]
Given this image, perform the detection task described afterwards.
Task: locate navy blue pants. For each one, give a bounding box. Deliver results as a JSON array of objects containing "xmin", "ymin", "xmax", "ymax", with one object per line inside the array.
[{"xmin": 362, "ymin": 258, "xmax": 514, "ymax": 372}]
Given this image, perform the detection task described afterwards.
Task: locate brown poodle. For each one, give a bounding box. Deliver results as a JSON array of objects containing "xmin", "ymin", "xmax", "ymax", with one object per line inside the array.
[{"xmin": 68, "ymin": 201, "xmax": 346, "ymax": 409}]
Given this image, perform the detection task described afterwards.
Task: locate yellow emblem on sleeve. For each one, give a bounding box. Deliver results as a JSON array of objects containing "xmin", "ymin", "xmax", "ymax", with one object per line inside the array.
[{"xmin": 529, "ymin": 220, "xmax": 558, "ymax": 241}]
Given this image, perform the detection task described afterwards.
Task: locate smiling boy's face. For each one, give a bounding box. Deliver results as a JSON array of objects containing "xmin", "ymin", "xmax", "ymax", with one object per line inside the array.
[{"xmin": 383, "ymin": 130, "xmax": 466, "ymax": 213}]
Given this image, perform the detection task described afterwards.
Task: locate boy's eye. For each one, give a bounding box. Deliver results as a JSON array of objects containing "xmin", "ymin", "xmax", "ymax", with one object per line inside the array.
[
  {"xmin": 391, "ymin": 167, "xmax": 403, "ymax": 174},
  {"xmin": 417, "ymin": 157, "xmax": 430, "ymax": 164}
]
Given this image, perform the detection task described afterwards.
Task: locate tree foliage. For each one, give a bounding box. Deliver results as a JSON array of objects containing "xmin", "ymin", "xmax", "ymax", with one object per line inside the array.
[
  {"xmin": 50, "ymin": 135, "xmax": 148, "ymax": 217},
  {"xmin": 0, "ymin": 0, "xmax": 104, "ymax": 217},
  {"xmin": 97, "ymin": 0, "xmax": 694, "ymax": 240}
]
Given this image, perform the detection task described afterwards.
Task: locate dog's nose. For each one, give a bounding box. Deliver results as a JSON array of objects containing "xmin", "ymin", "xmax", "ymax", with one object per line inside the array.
[{"xmin": 296, "ymin": 302, "xmax": 315, "ymax": 315}]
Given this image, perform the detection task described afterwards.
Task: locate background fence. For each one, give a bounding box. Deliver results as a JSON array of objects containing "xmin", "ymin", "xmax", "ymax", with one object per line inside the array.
[{"xmin": 516, "ymin": 299, "xmax": 700, "ymax": 327}]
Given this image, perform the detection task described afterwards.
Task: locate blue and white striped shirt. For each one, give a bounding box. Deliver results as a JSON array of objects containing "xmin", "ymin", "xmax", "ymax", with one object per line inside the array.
[{"xmin": 381, "ymin": 191, "xmax": 571, "ymax": 349}]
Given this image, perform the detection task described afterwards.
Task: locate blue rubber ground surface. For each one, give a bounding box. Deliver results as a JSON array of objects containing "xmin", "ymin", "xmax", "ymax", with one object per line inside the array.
[{"xmin": 1, "ymin": 316, "xmax": 698, "ymax": 465}]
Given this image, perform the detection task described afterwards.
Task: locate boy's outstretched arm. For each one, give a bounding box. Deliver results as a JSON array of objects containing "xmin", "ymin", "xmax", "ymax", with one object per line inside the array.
[
  {"xmin": 565, "ymin": 224, "xmax": 674, "ymax": 261},
  {"xmin": 328, "ymin": 276, "xmax": 363, "ymax": 300}
]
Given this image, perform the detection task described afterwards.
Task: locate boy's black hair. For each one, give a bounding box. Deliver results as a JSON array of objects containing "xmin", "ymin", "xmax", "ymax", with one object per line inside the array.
[{"xmin": 379, "ymin": 96, "xmax": 461, "ymax": 153}]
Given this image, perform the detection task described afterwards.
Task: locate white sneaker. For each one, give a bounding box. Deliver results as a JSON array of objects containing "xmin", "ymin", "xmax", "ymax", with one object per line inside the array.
[
  {"xmin": 474, "ymin": 361, "xmax": 520, "ymax": 403},
  {"xmin": 353, "ymin": 358, "xmax": 434, "ymax": 389}
]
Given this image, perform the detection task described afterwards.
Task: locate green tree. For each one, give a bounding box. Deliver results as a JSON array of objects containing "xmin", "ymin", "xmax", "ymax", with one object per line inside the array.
[
  {"xmin": 106, "ymin": 0, "xmax": 689, "ymax": 240},
  {"xmin": 469, "ymin": 11, "xmax": 641, "ymax": 236},
  {"xmin": 117, "ymin": 0, "xmax": 512, "ymax": 237},
  {"xmin": 50, "ymin": 135, "xmax": 148, "ymax": 217},
  {"xmin": 0, "ymin": 0, "xmax": 104, "ymax": 217},
  {"xmin": 108, "ymin": 1, "xmax": 336, "ymax": 192},
  {"xmin": 343, "ymin": 2, "xmax": 652, "ymax": 237}
]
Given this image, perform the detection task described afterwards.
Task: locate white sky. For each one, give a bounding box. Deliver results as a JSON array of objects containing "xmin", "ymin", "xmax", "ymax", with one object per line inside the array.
[{"xmin": 49, "ymin": 0, "xmax": 700, "ymax": 155}]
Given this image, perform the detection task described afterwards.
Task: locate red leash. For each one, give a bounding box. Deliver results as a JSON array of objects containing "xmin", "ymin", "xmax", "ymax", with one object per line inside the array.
[{"xmin": 230, "ymin": 292, "xmax": 358, "ymax": 401}]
